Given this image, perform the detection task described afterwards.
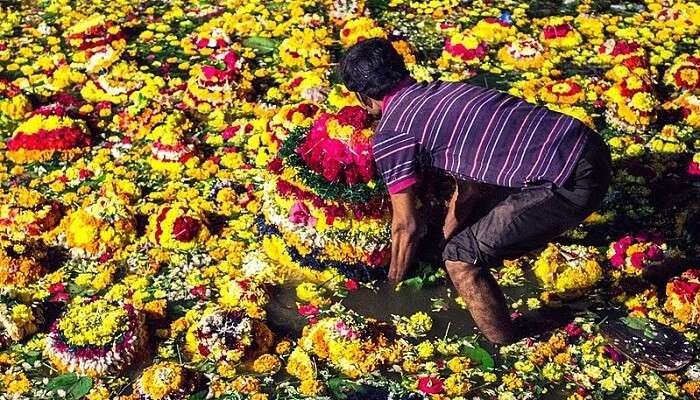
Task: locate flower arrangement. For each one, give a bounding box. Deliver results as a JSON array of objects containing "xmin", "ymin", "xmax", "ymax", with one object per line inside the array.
[
  {"xmin": 0, "ymin": 80, "xmax": 31, "ymax": 128},
  {"xmin": 538, "ymin": 78, "xmax": 585, "ymax": 105},
  {"xmin": 0, "ymin": 188, "xmax": 62, "ymax": 242},
  {"xmin": 146, "ymin": 111, "xmax": 199, "ymax": 174},
  {"xmin": 664, "ymin": 54, "xmax": 700, "ymax": 93},
  {"xmin": 135, "ymin": 361, "xmax": 198, "ymax": 400},
  {"xmin": 183, "ymin": 50, "xmax": 250, "ymax": 113},
  {"xmin": 664, "ymin": 269, "xmax": 700, "ymax": 325},
  {"xmin": 294, "ymin": 106, "xmax": 375, "ymax": 186},
  {"xmin": 0, "ymin": 296, "xmax": 42, "ymax": 348},
  {"xmin": 296, "ymin": 309, "xmax": 404, "ymax": 379},
  {"xmin": 441, "ymin": 31, "xmax": 488, "ymax": 66},
  {"xmin": 6, "ymin": 104, "xmax": 91, "ymax": 164},
  {"xmin": 0, "ymin": 246, "xmax": 46, "ymax": 289},
  {"xmin": 471, "ymin": 17, "xmax": 517, "ymax": 44},
  {"xmin": 64, "ymin": 13, "xmax": 126, "ymax": 73},
  {"xmin": 184, "ymin": 305, "xmax": 273, "ymax": 369},
  {"xmin": 604, "ymin": 72, "xmax": 658, "ymax": 133},
  {"xmin": 497, "ymin": 36, "xmax": 548, "ymax": 71},
  {"xmin": 339, "ymin": 17, "xmax": 386, "ymax": 48},
  {"xmin": 79, "ymin": 61, "xmax": 155, "ymax": 105},
  {"xmin": 539, "ymin": 21, "xmax": 582, "ymax": 49},
  {"xmin": 664, "ymin": 91, "xmax": 700, "ymax": 128},
  {"xmin": 533, "ymin": 243, "xmax": 603, "ymax": 298},
  {"xmin": 53, "ymin": 193, "xmax": 136, "ymax": 258},
  {"xmin": 147, "ymin": 204, "xmax": 211, "ymax": 251},
  {"xmin": 46, "ymin": 299, "xmax": 147, "ymax": 377},
  {"xmin": 607, "ymin": 233, "xmax": 675, "ymax": 277}
]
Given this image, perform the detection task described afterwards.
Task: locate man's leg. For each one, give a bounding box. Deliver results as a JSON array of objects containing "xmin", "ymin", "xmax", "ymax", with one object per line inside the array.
[
  {"xmin": 445, "ymin": 259, "xmax": 516, "ymax": 344},
  {"xmin": 442, "ymin": 186, "xmax": 595, "ymax": 344}
]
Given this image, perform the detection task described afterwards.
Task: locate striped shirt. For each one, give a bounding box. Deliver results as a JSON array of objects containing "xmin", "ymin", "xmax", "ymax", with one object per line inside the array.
[{"xmin": 372, "ymin": 79, "xmax": 589, "ymax": 194}]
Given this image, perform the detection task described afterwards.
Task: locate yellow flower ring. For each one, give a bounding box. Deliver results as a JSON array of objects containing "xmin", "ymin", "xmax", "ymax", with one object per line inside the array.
[
  {"xmin": 136, "ymin": 361, "xmax": 198, "ymax": 400},
  {"xmin": 46, "ymin": 299, "xmax": 147, "ymax": 377}
]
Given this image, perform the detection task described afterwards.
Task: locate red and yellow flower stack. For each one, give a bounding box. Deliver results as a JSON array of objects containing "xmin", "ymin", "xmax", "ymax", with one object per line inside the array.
[{"xmin": 6, "ymin": 104, "xmax": 91, "ymax": 164}]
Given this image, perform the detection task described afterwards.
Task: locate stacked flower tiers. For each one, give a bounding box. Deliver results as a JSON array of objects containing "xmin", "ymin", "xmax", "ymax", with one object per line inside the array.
[{"xmin": 259, "ymin": 105, "xmax": 392, "ymax": 282}]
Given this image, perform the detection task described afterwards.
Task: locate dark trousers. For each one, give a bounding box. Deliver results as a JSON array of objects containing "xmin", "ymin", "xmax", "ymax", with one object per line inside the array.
[{"xmin": 442, "ymin": 129, "xmax": 612, "ymax": 267}]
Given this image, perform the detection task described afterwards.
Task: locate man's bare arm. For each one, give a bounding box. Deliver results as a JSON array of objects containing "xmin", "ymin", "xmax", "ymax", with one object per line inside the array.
[{"xmin": 388, "ymin": 187, "xmax": 421, "ymax": 282}]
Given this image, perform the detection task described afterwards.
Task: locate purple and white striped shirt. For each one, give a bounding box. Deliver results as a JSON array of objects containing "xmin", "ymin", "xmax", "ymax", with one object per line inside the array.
[{"xmin": 372, "ymin": 79, "xmax": 589, "ymax": 194}]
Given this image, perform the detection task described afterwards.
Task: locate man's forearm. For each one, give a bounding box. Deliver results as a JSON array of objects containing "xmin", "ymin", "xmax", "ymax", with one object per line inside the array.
[{"xmin": 389, "ymin": 225, "xmax": 419, "ymax": 281}]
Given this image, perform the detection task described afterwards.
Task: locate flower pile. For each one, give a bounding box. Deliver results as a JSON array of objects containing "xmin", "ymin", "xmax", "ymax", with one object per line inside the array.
[
  {"xmin": 665, "ymin": 269, "xmax": 700, "ymax": 325},
  {"xmin": 533, "ymin": 243, "xmax": 604, "ymax": 298},
  {"xmin": 6, "ymin": 105, "xmax": 91, "ymax": 164},
  {"xmin": 46, "ymin": 299, "xmax": 147, "ymax": 377}
]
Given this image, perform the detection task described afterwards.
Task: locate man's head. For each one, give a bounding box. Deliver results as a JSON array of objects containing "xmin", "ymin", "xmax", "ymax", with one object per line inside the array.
[{"xmin": 339, "ymin": 38, "xmax": 409, "ymax": 114}]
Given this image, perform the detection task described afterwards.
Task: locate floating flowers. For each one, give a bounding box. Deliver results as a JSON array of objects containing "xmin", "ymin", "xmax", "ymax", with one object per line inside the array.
[
  {"xmin": 46, "ymin": 299, "xmax": 146, "ymax": 377},
  {"xmin": 136, "ymin": 361, "xmax": 197, "ymax": 400},
  {"xmin": 533, "ymin": 243, "xmax": 603, "ymax": 298},
  {"xmin": 665, "ymin": 269, "xmax": 700, "ymax": 326}
]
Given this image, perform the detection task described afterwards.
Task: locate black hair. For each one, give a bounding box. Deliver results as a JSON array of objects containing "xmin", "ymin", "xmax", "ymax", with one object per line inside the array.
[{"xmin": 339, "ymin": 38, "xmax": 409, "ymax": 100}]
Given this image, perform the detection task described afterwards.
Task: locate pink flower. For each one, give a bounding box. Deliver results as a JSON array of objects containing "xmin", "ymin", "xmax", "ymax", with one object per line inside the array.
[
  {"xmin": 629, "ymin": 252, "xmax": 646, "ymax": 269},
  {"xmin": 289, "ymin": 201, "xmax": 315, "ymax": 226},
  {"xmin": 646, "ymin": 244, "xmax": 664, "ymax": 261},
  {"xmin": 298, "ymin": 304, "xmax": 319, "ymax": 318},
  {"xmin": 610, "ymin": 253, "xmax": 625, "ymax": 268},
  {"xmin": 603, "ymin": 345, "xmax": 625, "ymax": 363},
  {"xmin": 334, "ymin": 321, "xmax": 359, "ymax": 340},
  {"xmin": 417, "ymin": 375, "xmax": 444, "ymax": 394},
  {"xmin": 564, "ymin": 323, "xmax": 583, "ymax": 337}
]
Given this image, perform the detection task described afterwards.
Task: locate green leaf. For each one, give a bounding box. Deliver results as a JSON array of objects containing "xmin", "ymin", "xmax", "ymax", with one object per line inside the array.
[
  {"xmin": 396, "ymin": 276, "xmax": 424, "ymax": 291},
  {"xmin": 189, "ymin": 391, "xmax": 208, "ymax": 400},
  {"xmin": 327, "ymin": 377, "xmax": 361, "ymax": 399},
  {"xmin": 69, "ymin": 376, "xmax": 93, "ymax": 399},
  {"xmin": 242, "ymin": 37, "xmax": 280, "ymax": 54},
  {"xmin": 462, "ymin": 345, "xmax": 495, "ymax": 371},
  {"xmin": 621, "ymin": 317, "xmax": 651, "ymax": 332},
  {"xmin": 46, "ymin": 373, "xmax": 79, "ymax": 391}
]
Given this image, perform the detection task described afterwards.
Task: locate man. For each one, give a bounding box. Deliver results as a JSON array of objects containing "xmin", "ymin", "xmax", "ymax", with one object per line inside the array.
[{"xmin": 339, "ymin": 38, "xmax": 612, "ymax": 344}]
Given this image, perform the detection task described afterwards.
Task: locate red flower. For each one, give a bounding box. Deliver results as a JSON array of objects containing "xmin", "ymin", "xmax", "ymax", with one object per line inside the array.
[
  {"xmin": 417, "ymin": 376, "xmax": 444, "ymax": 394},
  {"xmin": 629, "ymin": 252, "xmax": 646, "ymax": 269},
  {"xmin": 172, "ymin": 215, "xmax": 201, "ymax": 242},
  {"xmin": 672, "ymin": 280, "xmax": 700, "ymax": 300},
  {"xmin": 610, "ymin": 253, "xmax": 625, "ymax": 268},
  {"xmin": 298, "ymin": 304, "xmax": 320, "ymax": 319},
  {"xmin": 645, "ymin": 244, "xmax": 664, "ymax": 261},
  {"xmin": 336, "ymin": 106, "xmax": 369, "ymax": 130},
  {"xmin": 344, "ymin": 279, "xmax": 359, "ymax": 291}
]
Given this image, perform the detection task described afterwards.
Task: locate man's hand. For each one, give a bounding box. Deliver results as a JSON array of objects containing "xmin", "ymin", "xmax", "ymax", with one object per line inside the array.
[{"xmin": 388, "ymin": 187, "xmax": 421, "ymax": 282}]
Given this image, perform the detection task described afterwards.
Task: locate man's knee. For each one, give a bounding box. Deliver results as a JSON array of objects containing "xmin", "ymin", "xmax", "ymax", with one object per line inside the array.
[{"xmin": 442, "ymin": 229, "xmax": 500, "ymax": 268}]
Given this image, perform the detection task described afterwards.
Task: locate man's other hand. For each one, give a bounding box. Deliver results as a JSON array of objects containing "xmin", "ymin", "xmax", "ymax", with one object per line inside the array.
[{"xmin": 388, "ymin": 188, "xmax": 421, "ymax": 282}]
